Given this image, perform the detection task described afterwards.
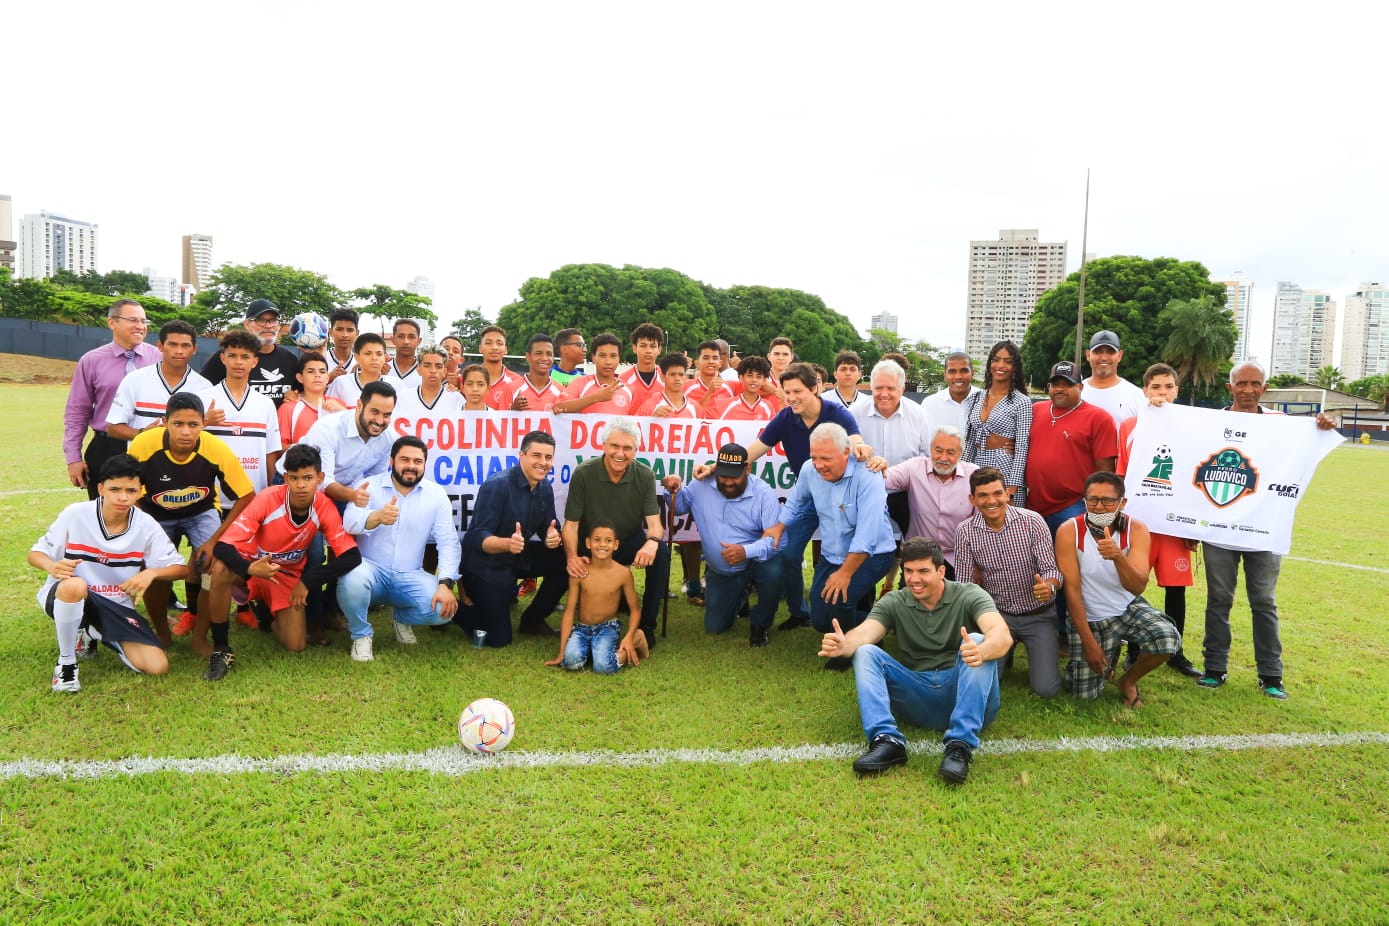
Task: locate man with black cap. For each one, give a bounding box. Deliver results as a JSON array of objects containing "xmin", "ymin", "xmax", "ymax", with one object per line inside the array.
[
  {"xmin": 1082, "ymin": 330, "xmax": 1146, "ymax": 429},
  {"xmin": 200, "ymin": 299, "xmax": 301, "ymax": 407},
  {"xmin": 662, "ymin": 444, "xmax": 784, "ymax": 646}
]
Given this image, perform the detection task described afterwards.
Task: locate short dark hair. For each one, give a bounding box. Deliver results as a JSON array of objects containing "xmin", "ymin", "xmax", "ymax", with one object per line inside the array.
[
  {"xmin": 219, "ymin": 330, "xmax": 260, "ymax": 355},
  {"xmin": 833, "ymin": 350, "xmax": 862, "ymax": 371},
  {"xmin": 282, "ymin": 443, "xmax": 322, "ymax": 473},
  {"xmin": 810, "ymin": 363, "xmax": 828, "ymax": 384},
  {"xmin": 460, "ymin": 362, "xmax": 487, "ymax": 383},
  {"xmin": 165, "ymin": 392, "xmax": 205, "ymax": 419},
  {"xmin": 521, "ymin": 430, "xmax": 557, "ymax": 454},
  {"xmin": 554, "ymin": 327, "xmax": 582, "ymax": 347},
  {"xmin": 945, "ymin": 350, "xmax": 971, "ymax": 368},
  {"xmin": 769, "ymin": 336, "xmax": 793, "ymax": 352},
  {"xmin": 360, "ymin": 379, "xmax": 397, "ymax": 406},
  {"xmin": 591, "ymin": 332, "xmax": 621, "ymax": 353},
  {"xmin": 899, "ymin": 537, "xmax": 946, "ymax": 570},
  {"xmin": 329, "ymin": 308, "xmax": 359, "ymax": 328},
  {"xmin": 98, "ymin": 453, "xmax": 143, "ymax": 482},
  {"xmin": 737, "ymin": 354, "xmax": 771, "ymax": 378},
  {"xmin": 391, "ymin": 435, "xmax": 428, "ymax": 461},
  {"xmin": 392, "ymin": 318, "xmax": 421, "ymax": 337},
  {"xmin": 526, "ymin": 333, "xmax": 554, "ymax": 352},
  {"xmin": 588, "ymin": 518, "xmax": 617, "ymax": 538},
  {"xmin": 658, "ymin": 352, "xmax": 689, "ymax": 374},
  {"xmin": 1084, "ymin": 470, "xmax": 1126, "ymax": 497},
  {"xmin": 353, "ymin": 332, "xmax": 386, "ymax": 355},
  {"xmin": 969, "ymin": 466, "xmax": 1007, "ymax": 493},
  {"xmin": 696, "ymin": 340, "xmax": 722, "ymax": 358},
  {"xmin": 779, "ymin": 362, "xmax": 819, "ymax": 391},
  {"xmin": 158, "ymin": 320, "xmax": 197, "ymax": 343},
  {"xmin": 479, "ymin": 325, "xmax": 506, "ymax": 344},
  {"xmin": 440, "ymin": 334, "xmax": 463, "ymax": 350},
  {"xmin": 1143, "ymin": 362, "xmax": 1179, "ymax": 386},
  {"xmin": 298, "ymin": 352, "xmax": 328, "ymax": 375},
  {"xmin": 417, "ymin": 345, "xmax": 447, "ymax": 365},
  {"xmin": 882, "ymin": 351, "xmax": 909, "ymax": 371},
  {"xmin": 630, "ymin": 323, "xmax": 664, "ymax": 346},
  {"xmin": 108, "ymin": 298, "xmax": 141, "ymax": 319}
]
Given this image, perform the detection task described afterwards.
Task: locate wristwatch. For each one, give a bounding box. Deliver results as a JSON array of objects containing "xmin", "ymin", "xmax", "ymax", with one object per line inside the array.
[{"xmin": 439, "ymin": 578, "xmax": 456, "ymax": 591}]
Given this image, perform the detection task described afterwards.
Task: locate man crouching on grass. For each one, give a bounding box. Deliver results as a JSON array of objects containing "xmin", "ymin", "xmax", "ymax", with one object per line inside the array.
[
  {"xmin": 545, "ymin": 520, "xmax": 649, "ymax": 674},
  {"xmin": 819, "ymin": 538, "xmax": 1011, "ymax": 784}
]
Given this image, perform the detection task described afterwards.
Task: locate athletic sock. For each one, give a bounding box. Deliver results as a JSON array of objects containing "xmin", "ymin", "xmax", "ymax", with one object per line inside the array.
[
  {"xmin": 211, "ymin": 621, "xmax": 230, "ymax": 650},
  {"xmin": 53, "ymin": 598, "xmax": 85, "ymax": 665}
]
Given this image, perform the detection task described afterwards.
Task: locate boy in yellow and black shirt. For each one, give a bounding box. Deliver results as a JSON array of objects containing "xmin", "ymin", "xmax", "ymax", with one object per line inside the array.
[{"xmin": 127, "ymin": 391, "xmax": 255, "ymax": 644}]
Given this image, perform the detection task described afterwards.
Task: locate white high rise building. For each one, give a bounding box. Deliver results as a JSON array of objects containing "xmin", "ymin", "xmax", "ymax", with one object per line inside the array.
[
  {"xmin": 406, "ymin": 275, "xmax": 436, "ymax": 300},
  {"xmin": 1220, "ymin": 275, "xmax": 1255, "ymax": 362},
  {"xmin": 1341, "ymin": 283, "xmax": 1389, "ymax": 382},
  {"xmin": 17, "ymin": 210, "xmax": 99, "ymax": 279},
  {"xmin": 1270, "ymin": 282, "xmax": 1336, "ymax": 380},
  {"xmin": 182, "ymin": 233, "xmax": 213, "ymax": 289},
  {"xmin": 869, "ymin": 312, "xmax": 899, "ymax": 334},
  {"xmin": 0, "ymin": 194, "xmax": 15, "ymax": 273},
  {"xmin": 144, "ymin": 267, "xmax": 180, "ymax": 304},
  {"xmin": 964, "ymin": 229, "xmax": 1068, "ymax": 362}
]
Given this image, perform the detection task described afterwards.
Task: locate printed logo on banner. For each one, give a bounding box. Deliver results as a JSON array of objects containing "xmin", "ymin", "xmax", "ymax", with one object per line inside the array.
[
  {"xmin": 1142, "ymin": 444, "xmax": 1174, "ymax": 492},
  {"xmin": 1193, "ymin": 447, "xmax": 1259, "ymax": 508}
]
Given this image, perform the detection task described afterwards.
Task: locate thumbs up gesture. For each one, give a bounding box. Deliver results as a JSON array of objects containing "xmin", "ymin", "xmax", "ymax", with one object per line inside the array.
[
  {"xmin": 545, "ymin": 519, "xmax": 561, "ymax": 549},
  {"xmin": 204, "ymin": 398, "xmax": 225, "ymax": 426},
  {"xmin": 818, "ymin": 617, "xmax": 849, "ymax": 659},
  {"xmin": 1097, "ymin": 525, "xmax": 1121, "ymax": 561},
  {"xmin": 1032, "ymin": 572, "xmax": 1053, "ymax": 602},
  {"xmin": 959, "ymin": 626, "xmax": 982, "ymax": 667},
  {"xmin": 378, "ymin": 494, "xmax": 400, "ymax": 526},
  {"xmin": 509, "ymin": 521, "xmax": 527, "ymax": 555},
  {"xmin": 353, "ymin": 480, "xmax": 372, "ymax": 507}
]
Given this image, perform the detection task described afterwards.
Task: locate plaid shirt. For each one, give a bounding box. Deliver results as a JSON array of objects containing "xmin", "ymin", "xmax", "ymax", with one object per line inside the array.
[{"xmin": 954, "ymin": 506, "xmax": 1063, "ymax": 616}]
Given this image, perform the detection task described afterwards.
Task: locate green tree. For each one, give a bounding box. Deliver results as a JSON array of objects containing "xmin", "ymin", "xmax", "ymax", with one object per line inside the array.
[
  {"xmin": 448, "ymin": 307, "xmax": 492, "ymax": 348},
  {"xmin": 1311, "ymin": 366, "xmax": 1345, "ymax": 391},
  {"xmin": 1267, "ymin": 373, "xmax": 1303, "ymax": 388},
  {"xmin": 50, "ymin": 268, "xmax": 151, "ymax": 296},
  {"xmin": 1021, "ymin": 256, "xmax": 1228, "ymax": 389},
  {"xmin": 195, "ymin": 263, "xmax": 344, "ymax": 334},
  {"xmin": 1160, "ymin": 295, "xmax": 1239, "ymax": 404},
  {"xmin": 348, "ymin": 284, "xmax": 437, "ymax": 331},
  {"xmin": 708, "ymin": 284, "xmax": 869, "ymax": 368}
]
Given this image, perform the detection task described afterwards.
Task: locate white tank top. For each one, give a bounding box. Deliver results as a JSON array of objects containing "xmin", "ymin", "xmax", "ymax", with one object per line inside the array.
[{"xmin": 1072, "ymin": 515, "xmax": 1136, "ymax": 621}]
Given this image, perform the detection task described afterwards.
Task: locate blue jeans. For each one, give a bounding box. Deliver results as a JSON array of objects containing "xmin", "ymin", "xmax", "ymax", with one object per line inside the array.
[
  {"xmin": 1043, "ymin": 499, "xmax": 1086, "ymax": 633},
  {"xmin": 703, "ymin": 557, "xmax": 783, "ymax": 633},
  {"xmin": 562, "ymin": 619, "xmax": 622, "ymax": 675},
  {"xmin": 852, "ymin": 639, "xmax": 1001, "ymax": 749},
  {"xmin": 338, "ymin": 560, "xmax": 449, "ymax": 640},
  {"xmin": 778, "ymin": 513, "xmax": 819, "ymax": 621},
  {"xmin": 808, "ymin": 551, "xmax": 895, "ymax": 633},
  {"xmin": 1202, "ymin": 544, "xmax": 1283, "ymax": 677}
]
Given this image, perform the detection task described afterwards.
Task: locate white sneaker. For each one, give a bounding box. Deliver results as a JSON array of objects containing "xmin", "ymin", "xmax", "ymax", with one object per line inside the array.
[
  {"xmin": 75, "ymin": 627, "xmax": 97, "ymax": 661},
  {"xmin": 350, "ymin": 637, "xmax": 374, "ymax": 662},
  {"xmin": 392, "ymin": 614, "xmax": 417, "ymax": 645},
  {"xmin": 51, "ymin": 663, "xmax": 80, "ymax": 693}
]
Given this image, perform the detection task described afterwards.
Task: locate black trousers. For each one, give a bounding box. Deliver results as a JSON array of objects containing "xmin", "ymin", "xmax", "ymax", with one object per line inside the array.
[
  {"xmin": 461, "ymin": 544, "xmax": 568, "ymax": 647},
  {"xmin": 83, "ymin": 432, "xmax": 128, "ymax": 500}
]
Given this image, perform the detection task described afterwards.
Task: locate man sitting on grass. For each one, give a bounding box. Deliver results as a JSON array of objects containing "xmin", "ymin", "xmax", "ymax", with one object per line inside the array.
[
  {"xmin": 818, "ymin": 537, "xmax": 1011, "ymax": 784},
  {"xmin": 28, "ymin": 454, "xmax": 193, "ymax": 692},
  {"xmin": 545, "ymin": 520, "xmax": 649, "ymax": 674}
]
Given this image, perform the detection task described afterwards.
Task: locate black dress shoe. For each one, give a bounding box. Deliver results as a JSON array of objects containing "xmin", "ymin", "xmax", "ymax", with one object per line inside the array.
[
  {"xmin": 777, "ymin": 614, "xmax": 810, "ymax": 631},
  {"xmin": 749, "ymin": 626, "xmax": 770, "ymax": 647},
  {"xmin": 822, "ymin": 656, "xmax": 852, "ymax": 672},
  {"xmin": 938, "ymin": 740, "xmax": 973, "ymax": 784},
  {"xmin": 1167, "ymin": 653, "xmax": 1202, "ymax": 678},
  {"xmin": 852, "ymin": 735, "xmax": 908, "ymax": 774},
  {"xmin": 518, "ymin": 622, "xmax": 560, "ymax": 637}
]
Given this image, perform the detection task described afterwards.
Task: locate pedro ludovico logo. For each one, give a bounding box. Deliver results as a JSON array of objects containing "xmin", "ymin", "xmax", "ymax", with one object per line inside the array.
[
  {"xmin": 1142, "ymin": 444, "xmax": 1174, "ymax": 492},
  {"xmin": 1193, "ymin": 447, "xmax": 1259, "ymax": 508}
]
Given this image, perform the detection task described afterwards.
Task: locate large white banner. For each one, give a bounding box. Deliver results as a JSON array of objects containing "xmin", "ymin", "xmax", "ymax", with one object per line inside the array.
[
  {"xmin": 1124, "ymin": 403, "xmax": 1342, "ymax": 554},
  {"xmin": 385, "ymin": 411, "xmax": 796, "ymax": 540}
]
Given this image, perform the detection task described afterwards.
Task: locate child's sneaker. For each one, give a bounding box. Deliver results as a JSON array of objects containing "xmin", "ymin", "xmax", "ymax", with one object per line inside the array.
[
  {"xmin": 236, "ymin": 606, "xmax": 259, "ymax": 629},
  {"xmin": 1258, "ymin": 676, "xmax": 1289, "ymax": 700},
  {"xmin": 74, "ymin": 627, "xmax": 97, "ymax": 661},
  {"xmin": 51, "ymin": 663, "xmax": 80, "ymax": 693},
  {"xmin": 171, "ymin": 611, "xmax": 196, "ymax": 636}
]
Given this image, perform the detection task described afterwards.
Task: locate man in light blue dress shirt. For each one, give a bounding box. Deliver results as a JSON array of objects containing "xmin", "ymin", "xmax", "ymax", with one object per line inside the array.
[{"xmin": 763, "ymin": 423, "xmax": 896, "ymax": 669}]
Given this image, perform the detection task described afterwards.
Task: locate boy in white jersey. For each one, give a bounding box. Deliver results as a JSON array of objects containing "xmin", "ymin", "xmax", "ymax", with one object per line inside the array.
[
  {"xmin": 326, "ymin": 332, "xmax": 390, "ymax": 409},
  {"xmin": 27, "ymin": 454, "xmax": 192, "ymax": 691},
  {"xmin": 392, "ymin": 345, "xmax": 464, "ymax": 423},
  {"xmin": 383, "ymin": 318, "xmax": 423, "ymax": 389},
  {"xmin": 198, "ymin": 329, "xmax": 283, "ymax": 502},
  {"xmin": 324, "ymin": 308, "xmax": 360, "ymax": 383},
  {"xmin": 106, "ymin": 320, "xmax": 212, "ymax": 440}
]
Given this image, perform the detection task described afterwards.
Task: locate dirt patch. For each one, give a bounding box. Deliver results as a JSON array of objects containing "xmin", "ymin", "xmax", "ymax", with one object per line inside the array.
[{"xmin": 0, "ymin": 353, "xmax": 76, "ymax": 384}]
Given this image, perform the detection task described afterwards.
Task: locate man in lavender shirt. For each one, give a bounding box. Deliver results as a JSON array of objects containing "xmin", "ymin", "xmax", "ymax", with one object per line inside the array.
[{"xmin": 63, "ymin": 299, "xmax": 160, "ymax": 498}]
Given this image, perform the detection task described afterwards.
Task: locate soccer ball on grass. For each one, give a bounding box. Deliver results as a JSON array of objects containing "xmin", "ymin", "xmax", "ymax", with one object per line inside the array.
[{"xmin": 458, "ymin": 698, "xmax": 515, "ymax": 754}]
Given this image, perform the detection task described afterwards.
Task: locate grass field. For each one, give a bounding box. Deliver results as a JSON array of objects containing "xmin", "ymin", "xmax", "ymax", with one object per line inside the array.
[{"xmin": 2, "ymin": 385, "xmax": 1387, "ymax": 924}]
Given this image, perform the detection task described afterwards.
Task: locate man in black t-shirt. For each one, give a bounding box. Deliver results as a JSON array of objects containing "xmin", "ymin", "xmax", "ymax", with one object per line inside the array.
[{"xmin": 200, "ymin": 299, "xmax": 300, "ymax": 407}]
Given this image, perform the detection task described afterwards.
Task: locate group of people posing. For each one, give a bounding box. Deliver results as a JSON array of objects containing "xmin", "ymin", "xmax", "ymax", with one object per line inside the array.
[{"xmin": 37, "ymin": 296, "xmax": 1330, "ymax": 785}]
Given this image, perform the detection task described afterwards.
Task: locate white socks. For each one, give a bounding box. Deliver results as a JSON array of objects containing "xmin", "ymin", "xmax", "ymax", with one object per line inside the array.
[{"xmin": 53, "ymin": 598, "xmax": 84, "ymax": 665}]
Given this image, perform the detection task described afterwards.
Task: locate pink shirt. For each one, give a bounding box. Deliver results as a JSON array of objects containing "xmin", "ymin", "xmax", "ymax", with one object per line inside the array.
[
  {"xmin": 64, "ymin": 340, "xmax": 160, "ymax": 462},
  {"xmin": 883, "ymin": 459, "xmax": 979, "ymax": 565}
]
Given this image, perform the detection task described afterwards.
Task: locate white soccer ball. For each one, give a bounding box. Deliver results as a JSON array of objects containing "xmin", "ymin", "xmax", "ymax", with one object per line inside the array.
[
  {"xmin": 458, "ymin": 698, "xmax": 515, "ymax": 754},
  {"xmin": 289, "ymin": 311, "xmax": 330, "ymax": 350},
  {"xmin": 1155, "ymin": 445, "xmax": 1172, "ymax": 458}
]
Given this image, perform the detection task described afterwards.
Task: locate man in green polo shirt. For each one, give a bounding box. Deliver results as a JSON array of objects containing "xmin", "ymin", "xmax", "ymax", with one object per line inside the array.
[
  {"xmin": 562, "ymin": 417, "xmax": 669, "ymax": 652},
  {"xmin": 819, "ymin": 537, "xmax": 1012, "ymax": 784}
]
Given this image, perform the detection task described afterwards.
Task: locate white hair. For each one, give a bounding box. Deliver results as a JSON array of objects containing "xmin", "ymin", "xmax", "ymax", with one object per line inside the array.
[
  {"xmin": 808, "ymin": 422, "xmax": 851, "ymax": 452},
  {"xmin": 930, "ymin": 424, "xmax": 963, "ymax": 446},
  {"xmin": 1229, "ymin": 360, "xmax": 1267, "ymax": 385},
  {"xmin": 870, "ymin": 359, "xmax": 906, "ymax": 389},
  {"xmin": 600, "ymin": 417, "xmax": 642, "ymax": 446}
]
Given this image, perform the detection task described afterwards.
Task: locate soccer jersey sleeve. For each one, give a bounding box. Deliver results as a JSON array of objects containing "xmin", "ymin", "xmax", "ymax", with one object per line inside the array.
[
  {"xmin": 200, "ymin": 433, "xmax": 256, "ymax": 504},
  {"xmin": 106, "ymin": 376, "xmax": 138, "ymax": 430},
  {"xmin": 315, "ymin": 494, "xmax": 359, "ymax": 557}
]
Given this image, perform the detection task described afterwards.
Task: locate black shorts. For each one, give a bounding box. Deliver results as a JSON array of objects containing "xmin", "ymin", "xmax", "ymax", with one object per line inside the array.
[{"xmin": 45, "ymin": 583, "xmax": 164, "ymax": 652}]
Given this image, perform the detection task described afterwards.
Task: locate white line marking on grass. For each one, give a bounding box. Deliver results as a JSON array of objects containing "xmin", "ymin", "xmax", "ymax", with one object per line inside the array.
[
  {"xmin": 1286, "ymin": 556, "xmax": 1389, "ymax": 575},
  {"xmin": 3, "ymin": 731, "xmax": 1386, "ymax": 781},
  {"xmin": 0, "ymin": 487, "xmax": 74, "ymax": 499}
]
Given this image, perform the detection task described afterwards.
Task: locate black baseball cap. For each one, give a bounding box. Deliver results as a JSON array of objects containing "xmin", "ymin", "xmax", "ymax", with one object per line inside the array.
[
  {"xmin": 245, "ymin": 298, "xmax": 281, "ymax": 320},
  {"xmin": 1049, "ymin": 361, "xmax": 1082, "ymax": 384},
  {"xmin": 713, "ymin": 443, "xmax": 749, "ymax": 477}
]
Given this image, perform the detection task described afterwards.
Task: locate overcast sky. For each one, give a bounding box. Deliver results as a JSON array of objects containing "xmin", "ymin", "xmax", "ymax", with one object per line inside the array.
[{"xmin": 7, "ymin": 2, "xmax": 1381, "ymax": 365}]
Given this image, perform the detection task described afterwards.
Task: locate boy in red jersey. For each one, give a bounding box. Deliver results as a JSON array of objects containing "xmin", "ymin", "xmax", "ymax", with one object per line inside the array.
[{"xmin": 636, "ymin": 353, "xmax": 698, "ymax": 418}]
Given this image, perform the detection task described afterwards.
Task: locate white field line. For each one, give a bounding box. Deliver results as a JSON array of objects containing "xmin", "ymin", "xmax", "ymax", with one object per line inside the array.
[
  {"xmin": 0, "ymin": 487, "xmax": 74, "ymax": 499},
  {"xmin": 2, "ymin": 731, "xmax": 1386, "ymax": 782},
  {"xmin": 1286, "ymin": 556, "xmax": 1389, "ymax": 575}
]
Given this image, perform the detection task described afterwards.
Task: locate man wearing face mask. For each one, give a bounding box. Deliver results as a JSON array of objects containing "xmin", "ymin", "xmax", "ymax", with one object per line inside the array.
[{"xmin": 1053, "ymin": 472, "xmax": 1180, "ymax": 708}]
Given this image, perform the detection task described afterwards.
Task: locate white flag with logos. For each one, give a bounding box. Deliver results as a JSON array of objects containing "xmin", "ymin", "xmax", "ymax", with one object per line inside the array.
[{"xmin": 1123, "ymin": 404, "xmax": 1343, "ymax": 554}]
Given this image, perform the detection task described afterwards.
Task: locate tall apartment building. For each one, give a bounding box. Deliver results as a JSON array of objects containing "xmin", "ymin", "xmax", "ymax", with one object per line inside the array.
[
  {"xmin": 1220, "ymin": 275, "xmax": 1255, "ymax": 362},
  {"xmin": 1270, "ymin": 282, "xmax": 1336, "ymax": 380},
  {"xmin": 0, "ymin": 194, "xmax": 16, "ymax": 273},
  {"xmin": 181, "ymin": 233, "xmax": 214, "ymax": 289},
  {"xmin": 964, "ymin": 228, "xmax": 1068, "ymax": 362},
  {"xmin": 17, "ymin": 210, "xmax": 99, "ymax": 279},
  {"xmin": 1341, "ymin": 283, "xmax": 1389, "ymax": 381},
  {"xmin": 869, "ymin": 312, "xmax": 899, "ymax": 334},
  {"xmin": 406, "ymin": 275, "xmax": 436, "ymax": 300}
]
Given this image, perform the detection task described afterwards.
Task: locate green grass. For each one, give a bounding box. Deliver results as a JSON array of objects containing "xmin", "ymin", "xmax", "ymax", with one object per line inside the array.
[{"xmin": 2, "ymin": 386, "xmax": 1387, "ymax": 924}]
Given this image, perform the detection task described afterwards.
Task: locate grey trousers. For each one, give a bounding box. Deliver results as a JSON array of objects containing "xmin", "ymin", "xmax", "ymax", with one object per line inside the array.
[
  {"xmin": 1201, "ymin": 543, "xmax": 1283, "ymax": 678},
  {"xmin": 1002, "ymin": 608, "xmax": 1062, "ymax": 698}
]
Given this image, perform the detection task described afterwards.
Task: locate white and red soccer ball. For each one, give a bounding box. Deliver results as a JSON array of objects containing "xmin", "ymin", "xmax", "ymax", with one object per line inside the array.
[{"xmin": 458, "ymin": 698, "xmax": 514, "ymax": 754}]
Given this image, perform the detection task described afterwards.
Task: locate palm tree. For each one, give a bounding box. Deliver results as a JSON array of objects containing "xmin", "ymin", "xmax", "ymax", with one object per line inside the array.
[
  {"xmin": 1161, "ymin": 295, "xmax": 1238, "ymax": 403},
  {"xmin": 1312, "ymin": 365, "xmax": 1345, "ymax": 391}
]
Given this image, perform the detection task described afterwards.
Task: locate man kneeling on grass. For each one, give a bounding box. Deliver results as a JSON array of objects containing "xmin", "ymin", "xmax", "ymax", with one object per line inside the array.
[
  {"xmin": 819, "ymin": 538, "xmax": 1011, "ymax": 784},
  {"xmin": 28, "ymin": 454, "xmax": 193, "ymax": 692},
  {"xmin": 202, "ymin": 444, "xmax": 362, "ymax": 681},
  {"xmin": 545, "ymin": 520, "xmax": 649, "ymax": 674}
]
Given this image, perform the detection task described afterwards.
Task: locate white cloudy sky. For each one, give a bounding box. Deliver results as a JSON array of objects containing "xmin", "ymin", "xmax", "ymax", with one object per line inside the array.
[{"xmin": 8, "ymin": 1, "xmax": 1382, "ymax": 363}]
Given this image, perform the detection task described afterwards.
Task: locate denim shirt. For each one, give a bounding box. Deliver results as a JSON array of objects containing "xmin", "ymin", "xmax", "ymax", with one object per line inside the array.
[
  {"xmin": 462, "ymin": 465, "xmax": 558, "ymax": 579},
  {"xmin": 779, "ymin": 455, "xmax": 896, "ymax": 564}
]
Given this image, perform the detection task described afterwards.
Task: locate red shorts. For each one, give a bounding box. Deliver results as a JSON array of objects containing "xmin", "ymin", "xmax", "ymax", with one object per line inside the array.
[
  {"xmin": 1149, "ymin": 532, "xmax": 1193, "ymax": 588},
  {"xmin": 244, "ymin": 571, "xmax": 303, "ymax": 614}
]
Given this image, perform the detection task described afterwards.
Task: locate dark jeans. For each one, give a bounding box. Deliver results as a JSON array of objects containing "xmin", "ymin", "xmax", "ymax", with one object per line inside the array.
[
  {"xmin": 461, "ymin": 543, "xmax": 569, "ymax": 647},
  {"xmin": 808, "ymin": 551, "xmax": 895, "ymax": 634},
  {"xmin": 703, "ymin": 557, "xmax": 783, "ymax": 633},
  {"xmin": 83, "ymin": 432, "xmax": 128, "ymax": 500}
]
